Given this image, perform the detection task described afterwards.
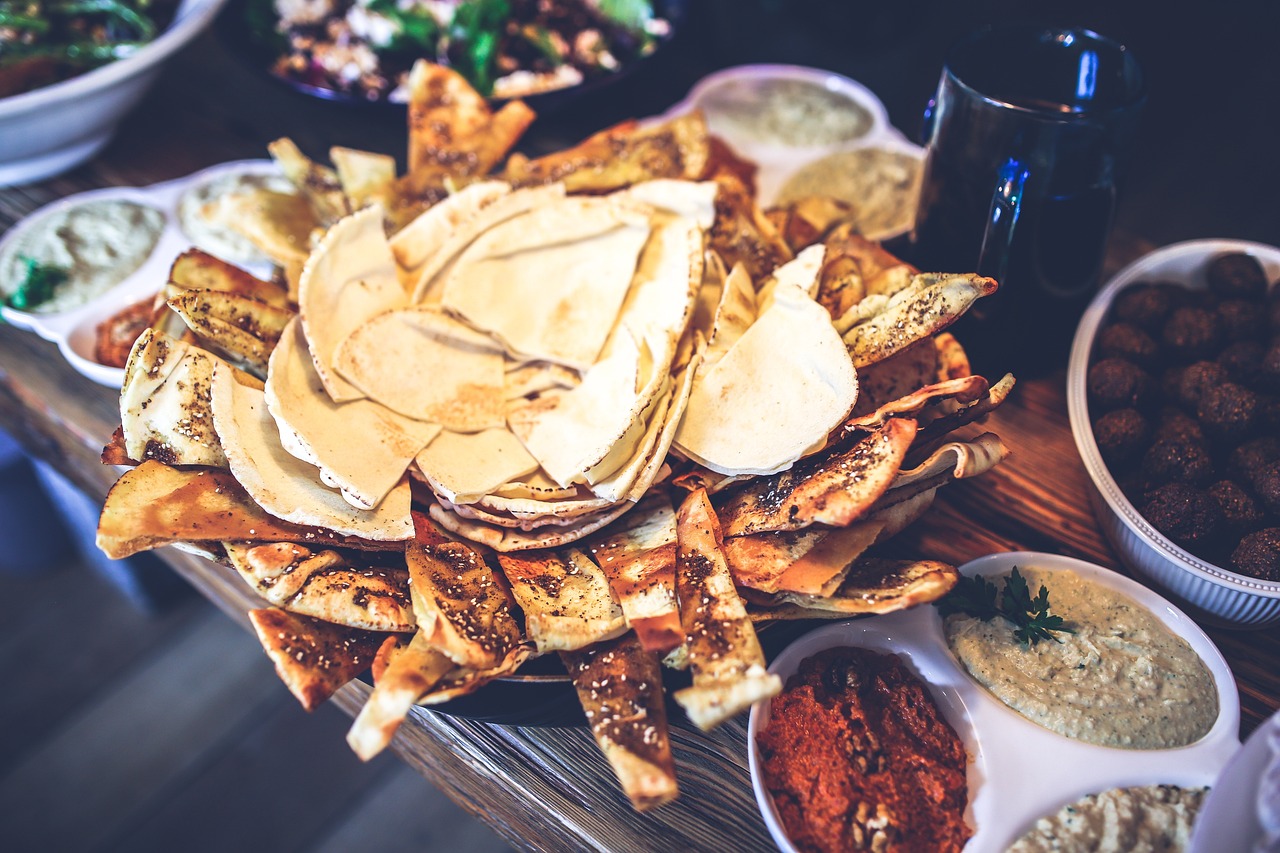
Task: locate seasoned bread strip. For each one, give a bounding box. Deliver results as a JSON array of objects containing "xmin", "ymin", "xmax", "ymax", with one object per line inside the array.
[{"xmin": 248, "ymin": 608, "xmax": 383, "ymax": 711}]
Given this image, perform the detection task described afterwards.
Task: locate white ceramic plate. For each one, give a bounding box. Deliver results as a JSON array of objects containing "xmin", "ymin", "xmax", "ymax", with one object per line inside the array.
[
  {"xmin": 0, "ymin": 159, "xmax": 278, "ymax": 386},
  {"xmin": 748, "ymin": 551, "xmax": 1241, "ymax": 853},
  {"xmin": 658, "ymin": 63, "xmax": 924, "ymax": 220},
  {"xmin": 1191, "ymin": 710, "xmax": 1280, "ymax": 852}
]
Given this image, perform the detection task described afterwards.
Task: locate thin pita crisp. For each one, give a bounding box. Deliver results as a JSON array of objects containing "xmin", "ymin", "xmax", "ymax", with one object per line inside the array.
[
  {"xmin": 497, "ymin": 548, "xmax": 626, "ymax": 653},
  {"xmin": 120, "ymin": 330, "xmax": 228, "ymax": 468},
  {"xmin": 347, "ymin": 630, "xmax": 453, "ymax": 760},
  {"xmin": 248, "ymin": 608, "xmax": 383, "ymax": 712},
  {"xmin": 415, "ymin": 428, "xmax": 539, "ymax": 505}
]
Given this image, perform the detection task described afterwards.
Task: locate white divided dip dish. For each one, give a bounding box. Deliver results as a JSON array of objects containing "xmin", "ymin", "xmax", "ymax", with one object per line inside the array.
[
  {"xmin": 0, "ymin": 160, "xmax": 280, "ymax": 387},
  {"xmin": 748, "ymin": 551, "xmax": 1241, "ymax": 853}
]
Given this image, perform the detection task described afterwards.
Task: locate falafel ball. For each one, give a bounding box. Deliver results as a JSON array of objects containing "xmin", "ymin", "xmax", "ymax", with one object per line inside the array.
[
  {"xmin": 1153, "ymin": 408, "xmax": 1205, "ymax": 444},
  {"xmin": 1207, "ymin": 252, "xmax": 1268, "ymax": 300},
  {"xmin": 1254, "ymin": 459, "xmax": 1280, "ymax": 516},
  {"xmin": 1113, "ymin": 282, "xmax": 1181, "ymax": 332},
  {"xmin": 1163, "ymin": 307, "xmax": 1223, "ymax": 362},
  {"xmin": 1209, "ymin": 480, "xmax": 1265, "ymax": 533},
  {"xmin": 1142, "ymin": 435, "xmax": 1216, "ymax": 486},
  {"xmin": 1093, "ymin": 408, "xmax": 1150, "ymax": 466},
  {"xmin": 1097, "ymin": 322, "xmax": 1159, "ymax": 367},
  {"xmin": 1088, "ymin": 358, "xmax": 1154, "ymax": 411},
  {"xmin": 1196, "ymin": 381, "xmax": 1259, "ymax": 444},
  {"xmin": 1231, "ymin": 528, "xmax": 1280, "ymax": 581},
  {"xmin": 1218, "ymin": 340, "xmax": 1265, "ymax": 385},
  {"xmin": 1141, "ymin": 482, "xmax": 1224, "ymax": 545},
  {"xmin": 1218, "ymin": 299, "xmax": 1267, "ymax": 341},
  {"xmin": 1259, "ymin": 339, "xmax": 1280, "ymax": 392},
  {"xmin": 1174, "ymin": 361, "xmax": 1229, "ymax": 409},
  {"xmin": 1229, "ymin": 436, "xmax": 1280, "ymax": 482}
]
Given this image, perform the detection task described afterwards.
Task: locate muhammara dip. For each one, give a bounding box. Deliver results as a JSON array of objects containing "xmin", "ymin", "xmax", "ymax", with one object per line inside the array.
[
  {"xmin": 944, "ymin": 567, "xmax": 1218, "ymax": 749},
  {"xmin": 1008, "ymin": 784, "xmax": 1207, "ymax": 853}
]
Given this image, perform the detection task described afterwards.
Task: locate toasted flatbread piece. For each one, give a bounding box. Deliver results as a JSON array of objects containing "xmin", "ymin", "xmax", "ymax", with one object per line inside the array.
[
  {"xmin": 587, "ymin": 494, "xmax": 683, "ymax": 655},
  {"xmin": 390, "ymin": 181, "xmax": 510, "ymax": 274},
  {"xmin": 168, "ymin": 289, "xmax": 294, "ymax": 379},
  {"xmin": 298, "ymin": 205, "xmax": 407, "ymax": 402},
  {"xmin": 913, "ymin": 373, "xmax": 1016, "ymax": 450},
  {"xmin": 715, "ymin": 418, "xmax": 918, "ymax": 537},
  {"xmin": 675, "ymin": 280, "xmax": 858, "ymax": 476},
  {"xmin": 267, "ymin": 319, "xmax": 440, "ymax": 510},
  {"xmin": 844, "ymin": 374, "xmax": 990, "ymax": 433},
  {"xmin": 415, "ymin": 428, "xmax": 539, "ymax": 505},
  {"xmin": 617, "ymin": 179, "xmax": 718, "ymax": 228},
  {"xmin": 934, "ymin": 332, "xmax": 971, "ymax": 380},
  {"xmin": 222, "ymin": 188, "xmax": 318, "ymax": 268},
  {"xmin": 562, "ymin": 633, "xmax": 678, "ymax": 811},
  {"xmin": 504, "ymin": 361, "xmax": 581, "ymax": 401},
  {"xmin": 701, "ymin": 261, "xmax": 754, "ymax": 368},
  {"xmin": 442, "ymin": 196, "xmax": 652, "ymax": 369},
  {"xmin": 672, "ymin": 489, "xmax": 780, "ymax": 730},
  {"xmin": 428, "ymin": 499, "xmax": 632, "ymax": 552},
  {"xmin": 769, "ymin": 558, "xmax": 959, "ymax": 616},
  {"xmin": 248, "ymin": 608, "xmax": 383, "ymax": 711},
  {"xmin": 497, "ymin": 548, "xmax": 626, "ymax": 653},
  {"xmin": 168, "ymin": 249, "xmax": 291, "ymax": 309},
  {"xmin": 96, "ymin": 461, "xmax": 394, "ymax": 559},
  {"xmin": 269, "ymin": 137, "xmax": 350, "ymax": 223},
  {"xmin": 756, "ymin": 243, "xmax": 825, "ymax": 311},
  {"xmin": 722, "ymin": 527, "xmax": 830, "ymax": 594},
  {"xmin": 878, "ymin": 433, "xmax": 1010, "ymax": 512},
  {"xmin": 334, "ymin": 307, "xmax": 506, "ymax": 430},
  {"xmin": 504, "ymin": 112, "xmax": 710, "ymax": 193},
  {"xmin": 852, "ymin": 339, "xmax": 943, "ymax": 416},
  {"xmin": 228, "ymin": 542, "xmax": 414, "ymax": 631},
  {"xmin": 331, "ymin": 146, "xmax": 397, "ymax": 212},
  {"xmin": 347, "ymin": 630, "xmax": 454, "ymax": 760},
  {"xmin": 406, "ymin": 512, "xmax": 523, "ymax": 669},
  {"xmin": 843, "ymin": 273, "xmax": 997, "ymax": 367},
  {"xmin": 120, "ymin": 330, "xmax": 229, "ymax": 468},
  {"xmin": 101, "ymin": 425, "xmax": 136, "ymax": 466},
  {"xmin": 418, "ymin": 643, "xmax": 533, "ymax": 706}
]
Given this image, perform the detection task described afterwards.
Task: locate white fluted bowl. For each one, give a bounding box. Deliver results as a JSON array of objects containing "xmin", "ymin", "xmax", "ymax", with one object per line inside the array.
[
  {"xmin": 0, "ymin": 0, "xmax": 227, "ymax": 186},
  {"xmin": 1067, "ymin": 238, "xmax": 1280, "ymax": 628}
]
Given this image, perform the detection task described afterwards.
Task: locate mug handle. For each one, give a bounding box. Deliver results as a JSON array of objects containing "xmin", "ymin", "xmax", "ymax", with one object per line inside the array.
[{"xmin": 976, "ymin": 158, "xmax": 1030, "ymax": 283}]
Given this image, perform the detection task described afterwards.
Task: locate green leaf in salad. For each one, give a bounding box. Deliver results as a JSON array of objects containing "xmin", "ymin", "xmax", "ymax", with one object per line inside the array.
[
  {"xmin": 366, "ymin": 0, "xmax": 441, "ymax": 53},
  {"xmin": 450, "ymin": 0, "xmax": 510, "ymax": 96},
  {"xmin": 594, "ymin": 0, "xmax": 653, "ymax": 32},
  {"xmin": 7, "ymin": 256, "xmax": 70, "ymax": 311}
]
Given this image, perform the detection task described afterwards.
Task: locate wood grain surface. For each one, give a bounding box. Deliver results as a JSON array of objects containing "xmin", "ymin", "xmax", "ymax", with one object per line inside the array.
[{"xmin": 2, "ymin": 10, "xmax": 1279, "ymax": 849}]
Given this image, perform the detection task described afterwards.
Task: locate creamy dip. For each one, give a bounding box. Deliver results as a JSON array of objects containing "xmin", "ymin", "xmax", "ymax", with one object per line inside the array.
[
  {"xmin": 0, "ymin": 200, "xmax": 164, "ymax": 314},
  {"xmin": 697, "ymin": 78, "xmax": 874, "ymax": 147},
  {"xmin": 178, "ymin": 170, "xmax": 298, "ymax": 265},
  {"xmin": 1008, "ymin": 784, "xmax": 1207, "ymax": 853},
  {"xmin": 944, "ymin": 567, "xmax": 1218, "ymax": 749},
  {"xmin": 777, "ymin": 147, "xmax": 922, "ymax": 239}
]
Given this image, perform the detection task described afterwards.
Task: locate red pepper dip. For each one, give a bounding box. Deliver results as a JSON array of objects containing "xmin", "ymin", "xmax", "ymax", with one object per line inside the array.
[{"xmin": 756, "ymin": 647, "xmax": 971, "ymax": 852}]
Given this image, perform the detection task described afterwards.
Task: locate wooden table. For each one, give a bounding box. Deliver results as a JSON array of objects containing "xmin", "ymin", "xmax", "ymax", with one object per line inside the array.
[{"xmin": 3, "ymin": 5, "xmax": 1279, "ymax": 850}]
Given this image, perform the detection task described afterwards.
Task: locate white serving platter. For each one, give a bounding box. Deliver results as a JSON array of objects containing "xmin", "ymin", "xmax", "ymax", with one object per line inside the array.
[{"xmin": 748, "ymin": 551, "xmax": 1241, "ymax": 853}]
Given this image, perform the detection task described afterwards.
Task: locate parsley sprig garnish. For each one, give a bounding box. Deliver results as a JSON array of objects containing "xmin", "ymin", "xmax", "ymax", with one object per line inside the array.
[{"xmin": 938, "ymin": 566, "xmax": 1074, "ymax": 646}]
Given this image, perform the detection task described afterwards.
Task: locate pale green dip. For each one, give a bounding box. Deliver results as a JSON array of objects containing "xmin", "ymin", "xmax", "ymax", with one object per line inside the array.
[
  {"xmin": 1008, "ymin": 784, "xmax": 1206, "ymax": 853},
  {"xmin": 944, "ymin": 567, "xmax": 1218, "ymax": 749},
  {"xmin": 1, "ymin": 199, "xmax": 164, "ymax": 313}
]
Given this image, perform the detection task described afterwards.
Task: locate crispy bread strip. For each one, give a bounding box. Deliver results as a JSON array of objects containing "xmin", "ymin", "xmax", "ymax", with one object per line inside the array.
[
  {"xmin": 419, "ymin": 643, "xmax": 532, "ymax": 705},
  {"xmin": 672, "ymin": 489, "xmax": 780, "ymax": 730},
  {"xmin": 843, "ymin": 273, "xmax": 998, "ymax": 367},
  {"xmin": 347, "ymin": 631, "xmax": 453, "ymax": 760},
  {"xmin": 227, "ymin": 543, "xmax": 414, "ymax": 632},
  {"xmin": 97, "ymin": 461, "xmax": 396, "ymax": 559},
  {"xmin": 715, "ymin": 419, "xmax": 918, "ymax": 537},
  {"xmin": 562, "ymin": 633, "xmax": 678, "ymax": 811},
  {"xmin": 248, "ymin": 608, "xmax": 383, "ymax": 711},
  {"xmin": 168, "ymin": 249, "xmax": 291, "ymax": 309},
  {"xmin": 586, "ymin": 494, "xmax": 683, "ymax": 656},
  {"xmin": 498, "ymin": 548, "xmax": 626, "ymax": 654},
  {"xmin": 748, "ymin": 557, "xmax": 959, "ymax": 619},
  {"xmin": 101, "ymin": 425, "xmax": 137, "ymax": 466},
  {"xmin": 406, "ymin": 512, "xmax": 522, "ymax": 669},
  {"xmin": 167, "ymin": 289, "xmax": 293, "ymax": 378}
]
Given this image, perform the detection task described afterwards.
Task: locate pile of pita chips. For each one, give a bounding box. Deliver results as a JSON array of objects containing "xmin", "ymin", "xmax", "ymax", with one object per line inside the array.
[{"xmin": 94, "ymin": 62, "xmax": 1022, "ymax": 814}]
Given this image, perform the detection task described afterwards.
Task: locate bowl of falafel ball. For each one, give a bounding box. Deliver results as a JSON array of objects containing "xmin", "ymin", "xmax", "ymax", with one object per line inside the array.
[{"xmin": 1068, "ymin": 239, "xmax": 1280, "ymax": 628}]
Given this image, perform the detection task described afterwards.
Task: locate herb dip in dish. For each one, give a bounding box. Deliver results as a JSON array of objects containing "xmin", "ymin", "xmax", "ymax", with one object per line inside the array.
[
  {"xmin": 0, "ymin": 199, "xmax": 165, "ymax": 313},
  {"xmin": 697, "ymin": 78, "xmax": 874, "ymax": 147},
  {"xmin": 178, "ymin": 170, "xmax": 297, "ymax": 265},
  {"xmin": 944, "ymin": 566, "xmax": 1218, "ymax": 749},
  {"xmin": 1009, "ymin": 784, "xmax": 1207, "ymax": 853},
  {"xmin": 776, "ymin": 147, "xmax": 922, "ymax": 240}
]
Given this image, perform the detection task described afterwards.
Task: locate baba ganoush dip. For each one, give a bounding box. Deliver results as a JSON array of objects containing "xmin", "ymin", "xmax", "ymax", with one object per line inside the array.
[
  {"xmin": 777, "ymin": 148, "xmax": 922, "ymax": 240},
  {"xmin": 1008, "ymin": 784, "xmax": 1207, "ymax": 853},
  {"xmin": 943, "ymin": 567, "xmax": 1217, "ymax": 749},
  {"xmin": 0, "ymin": 200, "xmax": 164, "ymax": 313},
  {"xmin": 697, "ymin": 78, "xmax": 875, "ymax": 147},
  {"xmin": 178, "ymin": 170, "xmax": 297, "ymax": 265}
]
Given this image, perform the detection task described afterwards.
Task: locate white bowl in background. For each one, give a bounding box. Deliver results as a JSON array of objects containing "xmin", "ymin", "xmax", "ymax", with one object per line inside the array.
[
  {"xmin": 0, "ymin": 0, "xmax": 228, "ymax": 186},
  {"xmin": 1066, "ymin": 239, "xmax": 1280, "ymax": 628},
  {"xmin": 747, "ymin": 551, "xmax": 1240, "ymax": 853}
]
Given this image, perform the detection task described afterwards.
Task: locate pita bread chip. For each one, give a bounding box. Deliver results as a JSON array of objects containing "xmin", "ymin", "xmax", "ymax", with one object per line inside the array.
[
  {"xmin": 267, "ymin": 319, "xmax": 439, "ymax": 510},
  {"xmin": 168, "ymin": 249, "xmax": 291, "ymax": 309},
  {"xmin": 715, "ymin": 418, "xmax": 918, "ymax": 536},
  {"xmin": 505, "ymin": 361, "xmax": 580, "ymax": 401},
  {"xmin": 844, "ymin": 374, "xmax": 990, "ymax": 433},
  {"xmin": 562, "ymin": 633, "xmax": 678, "ymax": 811},
  {"xmin": 331, "ymin": 146, "xmax": 397, "ymax": 212},
  {"xmin": 913, "ymin": 373, "xmax": 1016, "ymax": 449},
  {"xmin": 228, "ymin": 542, "xmax": 414, "ymax": 631},
  {"xmin": 497, "ymin": 548, "xmax": 626, "ymax": 653},
  {"xmin": 723, "ymin": 528, "xmax": 829, "ymax": 594},
  {"xmin": 416, "ymin": 643, "xmax": 532, "ymax": 705},
  {"xmin": 211, "ymin": 363, "xmax": 413, "ymax": 540},
  {"xmin": 222, "ymin": 188, "xmax": 317, "ymax": 267},
  {"xmin": 773, "ymin": 557, "xmax": 958, "ymax": 615},
  {"xmin": 269, "ymin": 137, "xmax": 350, "ymax": 223},
  {"xmin": 405, "ymin": 512, "xmax": 523, "ymax": 669},
  {"xmin": 248, "ymin": 608, "xmax": 383, "ymax": 711},
  {"xmin": 298, "ymin": 205, "xmax": 406, "ymax": 402},
  {"xmin": 702, "ymin": 262, "xmax": 755, "ymax": 368},
  {"xmin": 120, "ymin": 329, "xmax": 229, "ymax": 468},
  {"xmin": 892, "ymin": 431, "xmax": 1009, "ymax": 493},
  {"xmin": 415, "ymin": 428, "xmax": 539, "ymax": 505},
  {"xmin": 442, "ymin": 197, "xmax": 652, "ymax": 369},
  {"xmin": 672, "ymin": 489, "xmax": 780, "ymax": 730},
  {"xmin": 347, "ymin": 630, "xmax": 454, "ymax": 760},
  {"xmin": 772, "ymin": 519, "xmax": 887, "ymax": 596},
  {"xmin": 428, "ymin": 500, "xmax": 631, "ymax": 552},
  {"xmin": 617, "ymin": 179, "xmax": 718, "ymax": 228},
  {"xmin": 843, "ymin": 273, "xmax": 997, "ymax": 368},
  {"xmin": 587, "ymin": 494, "xmax": 682, "ymax": 655},
  {"xmin": 97, "ymin": 461, "xmax": 394, "ymax": 559},
  {"xmin": 389, "ymin": 181, "xmax": 510, "ymax": 275},
  {"xmin": 851, "ymin": 339, "xmax": 945, "ymax": 416},
  {"xmin": 167, "ymin": 289, "xmax": 294, "ymax": 379},
  {"xmin": 675, "ymin": 282, "xmax": 857, "ymax": 476},
  {"xmin": 408, "ymin": 183, "xmax": 567, "ymax": 304},
  {"xmin": 335, "ymin": 307, "xmax": 505, "ymax": 429},
  {"xmin": 756, "ymin": 244, "xmax": 825, "ymax": 314},
  {"xmin": 935, "ymin": 332, "xmax": 971, "ymax": 380}
]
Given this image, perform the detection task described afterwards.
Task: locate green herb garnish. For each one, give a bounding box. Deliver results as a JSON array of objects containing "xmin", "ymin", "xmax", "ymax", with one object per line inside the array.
[
  {"xmin": 450, "ymin": 0, "xmax": 511, "ymax": 96},
  {"xmin": 938, "ymin": 566, "xmax": 1074, "ymax": 646},
  {"xmin": 7, "ymin": 256, "xmax": 70, "ymax": 311}
]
